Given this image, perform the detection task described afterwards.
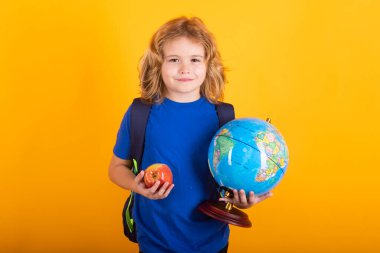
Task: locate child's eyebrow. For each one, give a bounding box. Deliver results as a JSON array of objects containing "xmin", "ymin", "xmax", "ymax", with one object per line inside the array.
[{"xmin": 165, "ymin": 54, "xmax": 204, "ymax": 58}]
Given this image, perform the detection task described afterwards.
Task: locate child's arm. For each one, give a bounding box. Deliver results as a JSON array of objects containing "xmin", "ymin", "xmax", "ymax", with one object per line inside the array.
[
  {"xmin": 108, "ymin": 155, "xmax": 138, "ymax": 191},
  {"xmin": 108, "ymin": 155, "xmax": 174, "ymax": 200},
  {"xmin": 219, "ymin": 189, "xmax": 273, "ymax": 209}
]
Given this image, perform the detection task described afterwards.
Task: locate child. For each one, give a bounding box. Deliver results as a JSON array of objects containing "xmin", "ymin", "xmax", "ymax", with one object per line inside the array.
[{"xmin": 109, "ymin": 16, "xmax": 272, "ymax": 253}]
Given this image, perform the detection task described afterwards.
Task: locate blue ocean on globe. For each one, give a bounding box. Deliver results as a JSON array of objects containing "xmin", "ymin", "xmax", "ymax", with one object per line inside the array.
[{"xmin": 208, "ymin": 118, "xmax": 289, "ymax": 196}]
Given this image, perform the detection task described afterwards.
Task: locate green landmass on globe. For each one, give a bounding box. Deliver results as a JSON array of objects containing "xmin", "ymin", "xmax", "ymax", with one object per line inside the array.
[{"xmin": 212, "ymin": 129, "xmax": 234, "ymax": 172}]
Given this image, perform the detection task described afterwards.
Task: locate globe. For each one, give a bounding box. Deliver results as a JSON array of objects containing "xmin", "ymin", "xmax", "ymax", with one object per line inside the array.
[{"xmin": 208, "ymin": 118, "xmax": 289, "ymax": 196}]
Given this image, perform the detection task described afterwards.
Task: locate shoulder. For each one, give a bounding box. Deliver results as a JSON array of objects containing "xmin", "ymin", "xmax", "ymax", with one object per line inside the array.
[
  {"xmin": 119, "ymin": 98, "xmax": 149, "ymax": 127},
  {"xmin": 216, "ymin": 100, "xmax": 234, "ymax": 107},
  {"xmin": 127, "ymin": 97, "xmax": 153, "ymax": 119},
  {"xmin": 215, "ymin": 101, "xmax": 235, "ymax": 113},
  {"xmin": 131, "ymin": 97, "xmax": 152, "ymax": 109}
]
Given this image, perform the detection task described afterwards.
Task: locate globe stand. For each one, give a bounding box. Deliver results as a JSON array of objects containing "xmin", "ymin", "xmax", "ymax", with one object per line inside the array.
[{"xmin": 198, "ymin": 191, "xmax": 252, "ymax": 228}]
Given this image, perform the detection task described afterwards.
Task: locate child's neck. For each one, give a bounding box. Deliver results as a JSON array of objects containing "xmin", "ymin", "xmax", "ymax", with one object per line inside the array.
[{"xmin": 164, "ymin": 93, "xmax": 201, "ymax": 103}]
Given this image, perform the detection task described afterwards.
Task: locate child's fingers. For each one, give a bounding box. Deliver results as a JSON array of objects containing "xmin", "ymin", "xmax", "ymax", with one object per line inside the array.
[
  {"xmin": 218, "ymin": 198, "xmax": 227, "ymax": 202},
  {"xmin": 233, "ymin": 189, "xmax": 240, "ymax": 204},
  {"xmin": 164, "ymin": 184, "xmax": 175, "ymax": 197},
  {"xmin": 247, "ymin": 191, "xmax": 255, "ymax": 205},
  {"xmin": 157, "ymin": 182, "xmax": 170, "ymax": 196},
  {"xmin": 159, "ymin": 183, "xmax": 175, "ymax": 198},
  {"xmin": 256, "ymin": 192, "xmax": 273, "ymax": 204},
  {"xmin": 134, "ymin": 170, "xmax": 145, "ymax": 183},
  {"xmin": 148, "ymin": 181, "xmax": 161, "ymax": 194},
  {"xmin": 238, "ymin": 190, "xmax": 248, "ymax": 205},
  {"xmin": 218, "ymin": 190, "xmax": 237, "ymax": 204}
]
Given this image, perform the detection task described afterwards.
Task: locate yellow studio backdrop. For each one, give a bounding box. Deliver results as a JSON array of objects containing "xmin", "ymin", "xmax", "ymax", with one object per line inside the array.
[{"xmin": 1, "ymin": 0, "xmax": 379, "ymax": 252}]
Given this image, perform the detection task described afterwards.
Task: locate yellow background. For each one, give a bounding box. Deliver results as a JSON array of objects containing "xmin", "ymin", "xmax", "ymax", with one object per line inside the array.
[{"xmin": 1, "ymin": 0, "xmax": 379, "ymax": 252}]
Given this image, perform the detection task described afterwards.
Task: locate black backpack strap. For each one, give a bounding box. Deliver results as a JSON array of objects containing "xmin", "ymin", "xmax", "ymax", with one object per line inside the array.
[
  {"xmin": 215, "ymin": 102, "xmax": 235, "ymax": 128},
  {"xmin": 214, "ymin": 102, "xmax": 235, "ymax": 197},
  {"xmin": 130, "ymin": 98, "xmax": 152, "ymax": 173},
  {"xmin": 123, "ymin": 98, "xmax": 152, "ymax": 243}
]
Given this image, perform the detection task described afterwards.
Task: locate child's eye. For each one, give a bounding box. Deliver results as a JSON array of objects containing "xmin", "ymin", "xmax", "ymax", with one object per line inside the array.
[
  {"xmin": 191, "ymin": 58, "xmax": 201, "ymax": 62},
  {"xmin": 168, "ymin": 58, "xmax": 179, "ymax": 63}
]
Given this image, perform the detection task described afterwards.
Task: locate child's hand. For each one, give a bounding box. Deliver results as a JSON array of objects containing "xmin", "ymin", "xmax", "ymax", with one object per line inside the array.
[
  {"xmin": 219, "ymin": 189, "xmax": 273, "ymax": 209},
  {"xmin": 133, "ymin": 170, "xmax": 175, "ymax": 200}
]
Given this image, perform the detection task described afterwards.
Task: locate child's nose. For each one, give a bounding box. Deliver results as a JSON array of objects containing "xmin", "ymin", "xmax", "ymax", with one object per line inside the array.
[{"xmin": 179, "ymin": 63, "xmax": 190, "ymax": 74}]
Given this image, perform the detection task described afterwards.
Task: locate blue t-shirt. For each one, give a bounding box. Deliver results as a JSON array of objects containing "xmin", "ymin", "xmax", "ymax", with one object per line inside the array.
[{"xmin": 113, "ymin": 97, "xmax": 230, "ymax": 253}]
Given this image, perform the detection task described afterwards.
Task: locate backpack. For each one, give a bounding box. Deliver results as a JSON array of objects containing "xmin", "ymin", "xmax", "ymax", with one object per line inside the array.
[{"xmin": 122, "ymin": 97, "xmax": 235, "ymax": 243}]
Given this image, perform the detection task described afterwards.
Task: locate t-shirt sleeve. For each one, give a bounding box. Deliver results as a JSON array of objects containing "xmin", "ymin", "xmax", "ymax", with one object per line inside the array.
[{"xmin": 113, "ymin": 106, "xmax": 131, "ymax": 160}]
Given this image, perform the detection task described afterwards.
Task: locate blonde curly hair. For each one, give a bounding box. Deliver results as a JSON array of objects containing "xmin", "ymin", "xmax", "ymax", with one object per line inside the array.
[{"xmin": 139, "ymin": 16, "xmax": 226, "ymax": 104}]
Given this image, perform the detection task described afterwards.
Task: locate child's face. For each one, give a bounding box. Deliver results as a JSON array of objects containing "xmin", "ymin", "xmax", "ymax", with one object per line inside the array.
[{"xmin": 161, "ymin": 36, "xmax": 206, "ymax": 102}]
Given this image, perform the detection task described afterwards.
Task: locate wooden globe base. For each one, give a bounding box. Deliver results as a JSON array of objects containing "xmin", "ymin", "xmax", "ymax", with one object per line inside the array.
[{"xmin": 198, "ymin": 200, "xmax": 252, "ymax": 228}]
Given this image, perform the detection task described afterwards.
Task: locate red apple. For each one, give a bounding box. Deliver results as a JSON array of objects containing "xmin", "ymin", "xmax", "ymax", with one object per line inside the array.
[{"xmin": 143, "ymin": 163, "xmax": 173, "ymax": 188}]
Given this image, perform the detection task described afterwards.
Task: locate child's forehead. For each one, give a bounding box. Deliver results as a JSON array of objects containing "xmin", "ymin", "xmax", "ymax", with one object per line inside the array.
[{"xmin": 162, "ymin": 36, "xmax": 205, "ymax": 55}]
